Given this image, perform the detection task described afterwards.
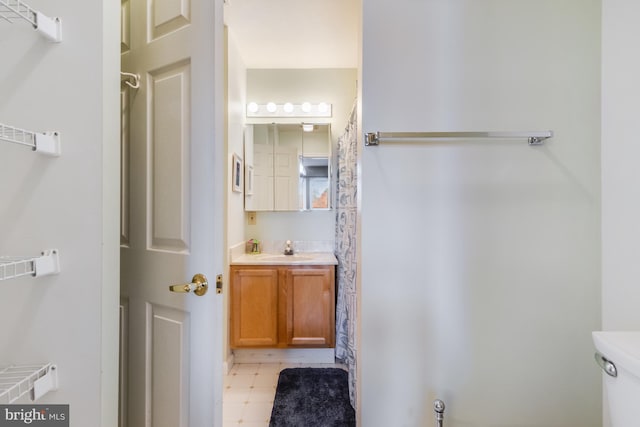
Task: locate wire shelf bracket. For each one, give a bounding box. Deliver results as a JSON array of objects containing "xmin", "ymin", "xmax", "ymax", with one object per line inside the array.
[
  {"xmin": 0, "ymin": 249, "xmax": 60, "ymax": 281},
  {"xmin": 0, "ymin": 364, "xmax": 58, "ymax": 403},
  {"xmin": 364, "ymin": 131, "xmax": 554, "ymax": 147},
  {"xmin": 0, "ymin": 122, "xmax": 61, "ymax": 156},
  {"xmin": 0, "ymin": 0, "xmax": 62, "ymax": 42}
]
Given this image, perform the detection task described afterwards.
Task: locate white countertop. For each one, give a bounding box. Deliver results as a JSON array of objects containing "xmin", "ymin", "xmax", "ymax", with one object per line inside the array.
[{"xmin": 230, "ymin": 252, "xmax": 338, "ymax": 266}]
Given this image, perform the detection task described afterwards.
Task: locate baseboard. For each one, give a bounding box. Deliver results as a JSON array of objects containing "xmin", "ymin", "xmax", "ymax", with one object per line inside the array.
[
  {"xmin": 223, "ymin": 352, "xmax": 235, "ymax": 375},
  {"xmin": 232, "ymin": 348, "xmax": 335, "ymax": 364}
]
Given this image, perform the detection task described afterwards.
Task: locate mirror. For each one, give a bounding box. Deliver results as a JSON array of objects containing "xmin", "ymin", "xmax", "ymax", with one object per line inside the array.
[{"xmin": 244, "ymin": 123, "xmax": 331, "ymax": 211}]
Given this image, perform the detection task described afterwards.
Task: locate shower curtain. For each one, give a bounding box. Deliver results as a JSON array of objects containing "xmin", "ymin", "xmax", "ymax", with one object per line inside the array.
[{"xmin": 335, "ymin": 103, "xmax": 358, "ymax": 408}]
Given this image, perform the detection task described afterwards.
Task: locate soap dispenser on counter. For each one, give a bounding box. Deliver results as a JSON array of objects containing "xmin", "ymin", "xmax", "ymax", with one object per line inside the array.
[
  {"xmin": 246, "ymin": 239, "xmax": 261, "ymax": 254},
  {"xmin": 284, "ymin": 240, "xmax": 294, "ymax": 255}
]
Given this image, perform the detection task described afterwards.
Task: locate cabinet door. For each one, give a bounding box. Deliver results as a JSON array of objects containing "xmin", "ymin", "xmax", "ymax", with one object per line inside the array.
[
  {"xmin": 283, "ymin": 266, "xmax": 335, "ymax": 347},
  {"xmin": 231, "ymin": 267, "xmax": 279, "ymax": 347}
]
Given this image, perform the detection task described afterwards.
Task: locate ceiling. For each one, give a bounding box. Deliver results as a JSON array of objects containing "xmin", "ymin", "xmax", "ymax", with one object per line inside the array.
[{"xmin": 223, "ymin": 0, "xmax": 359, "ymax": 69}]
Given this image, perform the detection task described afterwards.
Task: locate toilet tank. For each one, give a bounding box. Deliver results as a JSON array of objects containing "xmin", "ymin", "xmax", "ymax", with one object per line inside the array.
[{"xmin": 592, "ymin": 331, "xmax": 640, "ymax": 427}]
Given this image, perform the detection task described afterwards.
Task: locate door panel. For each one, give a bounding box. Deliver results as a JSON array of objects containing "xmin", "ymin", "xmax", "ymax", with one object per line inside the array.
[
  {"xmin": 121, "ymin": 0, "xmax": 222, "ymax": 426},
  {"xmin": 121, "ymin": 0, "xmax": 131, "ymax": 53},
  {"xmin": 149, "ymin": 61, "xmax": 190, "ymax": 252},
  {"xmin": 151, "ymin": 0, "xmax": 190, "ymax": 40},
  {"xmin": 119, "ymin": 299, "xmax": 129, "ymax": 427},
  {"xmin": 274, "ymin": 147, "xmax": 299, "ymax": 210},
  {"xmin": 121, "ymin": 87, "xmax": 130, "ymax": 247},
  {"xmin": 253, "ymin": 143, "xmax": 274, "ymax": 210},
  {"xmin": 149, "ymin": 304, "xmax": 189, "ymax": 427}
]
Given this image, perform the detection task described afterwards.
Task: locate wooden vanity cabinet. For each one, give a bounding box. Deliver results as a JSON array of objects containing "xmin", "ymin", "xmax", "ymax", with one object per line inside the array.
[
  {"xmin": 230, "ymin": 264, "xmax": 335, "ymax": 348},
  {"xmin": 230, "ymin": 266, "xmax": 279, "ymax": 347},
  {"xmin": 283, "ymin": 267, "xmax": 335, "ymax": 347}
]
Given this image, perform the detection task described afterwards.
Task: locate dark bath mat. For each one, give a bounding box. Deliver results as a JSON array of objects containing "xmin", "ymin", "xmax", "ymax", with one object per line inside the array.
[{"xmin": 269, "ymin": 367, "xmax": 356, "ymax": 427}]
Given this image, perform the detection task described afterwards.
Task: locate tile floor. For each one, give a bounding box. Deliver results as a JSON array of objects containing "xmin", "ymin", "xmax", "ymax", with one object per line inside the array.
[{"xmin": 223, "ymin": 362, "xmax": 344, "ymax": 427}]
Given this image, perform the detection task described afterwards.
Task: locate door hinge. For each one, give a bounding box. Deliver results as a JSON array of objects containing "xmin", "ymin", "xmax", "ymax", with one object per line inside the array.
[{"xmin": 216, "ymin": 274, "xmax": 223, "ymax": 294}]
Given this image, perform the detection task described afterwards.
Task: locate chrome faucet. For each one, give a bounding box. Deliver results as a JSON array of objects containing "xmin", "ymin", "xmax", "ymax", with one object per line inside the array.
[{"xmin": 284, "ymin": 240, "xmax": 294, "ymax": 255}]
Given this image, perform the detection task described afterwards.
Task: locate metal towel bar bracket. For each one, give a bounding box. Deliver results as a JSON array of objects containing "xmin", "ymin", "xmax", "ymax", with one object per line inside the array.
[
  {"xmin": 364, "ymin": 131, "xmax": 553, "ymax": 146},
  {"xmin": 434, "ymin": 399, "xmax": 445, "ymax": 427}
]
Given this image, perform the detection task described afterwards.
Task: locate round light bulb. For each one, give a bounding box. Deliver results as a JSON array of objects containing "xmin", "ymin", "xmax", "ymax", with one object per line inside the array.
[
  {"xmin": 301, "ymin": 102, "xmax": 311, "ymax": 113},
  {"xmin": 247, "ymin": 102, "xmax": 259, "ymax": 113},
  {"xmin": 283, "ymin": 102, "xmax": 294, "ymax": 113},
  {"xmin": 266, "ymin": 102, "xmax": 277, "ymax": 113},
  {"xmin": 318, "ymin": 102, "xmax": 328, "ymax": 113}
]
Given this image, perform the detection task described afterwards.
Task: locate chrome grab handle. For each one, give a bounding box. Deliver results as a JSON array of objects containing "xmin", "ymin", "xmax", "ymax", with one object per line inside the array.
[
  {"xmin": 169, "ymin": 273, "xmax": 208, "ymax": 297},
  {"xmin": 595, "ymin": 352, "xmax": 618, "ymax": 377},
  {"xmin": 434, "ymin": 399, "xmax": 445, "ymax": 427}
]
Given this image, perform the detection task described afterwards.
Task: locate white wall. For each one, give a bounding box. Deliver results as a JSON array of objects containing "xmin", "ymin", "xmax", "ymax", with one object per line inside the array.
[
  {"xmin": 225, "ymin": 28, "xmax": 247, "ymax": 364},
  {"xmin": 0, "ymin": 0, "xmax": 119, "ymax": 425},
  {"xmin": 601, "ymin": 1, "xmax": 640, "ymax": 425},
  {"xmin": 245, "ymin": 68, "xmax": 357, "ymax": 242},
  {"xmin": 226, "ymin": 29, "xmax": 248, "ymax": 252},
  {"xmin": 601, "ymin": 0, "xmax": 640, "ymax": 330},
  {"xmin": 360, "ymin": 1, "xmax": 601, "ymax": 426}
]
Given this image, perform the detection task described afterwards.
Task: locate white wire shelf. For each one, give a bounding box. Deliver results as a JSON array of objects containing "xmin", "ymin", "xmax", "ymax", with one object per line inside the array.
[
  {"xmin": 0, "ymin": 249, "xmax": 60, "ymax": 281},
  {"xmin": 0, "ymin": 122, "xmax": 61, "ymax": 156},
  {"xmin": 0, "ymin": 0, "xmax": 62, "ymax": 42},
  {"xmin": 0, "ymin": 363, "xmax": 58, "ymax": 403}
]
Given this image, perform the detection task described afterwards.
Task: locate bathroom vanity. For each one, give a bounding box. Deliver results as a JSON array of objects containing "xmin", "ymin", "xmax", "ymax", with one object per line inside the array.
[{"xmin": 230, "ymin": 253, "xmax": 337, "ymax": 349}]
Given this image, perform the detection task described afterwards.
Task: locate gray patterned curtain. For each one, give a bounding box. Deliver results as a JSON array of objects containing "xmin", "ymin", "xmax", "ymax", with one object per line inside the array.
[{"xmin": 335, "ymin": 103, "xmax": 358, "ymax": 408}]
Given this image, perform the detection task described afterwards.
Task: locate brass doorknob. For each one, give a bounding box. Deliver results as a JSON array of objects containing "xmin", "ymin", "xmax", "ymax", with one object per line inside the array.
[{"xmin": 169, "ymin": 273, "xmax": 208, "ymax": 296}]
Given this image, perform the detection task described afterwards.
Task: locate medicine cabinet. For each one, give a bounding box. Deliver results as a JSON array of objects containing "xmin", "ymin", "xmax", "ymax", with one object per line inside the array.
[{"xmin": 244, "ymin": 123, "xmax": 331, "ymax": 212}]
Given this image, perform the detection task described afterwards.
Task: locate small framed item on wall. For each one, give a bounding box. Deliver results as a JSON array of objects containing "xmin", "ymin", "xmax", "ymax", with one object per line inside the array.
[{"xmin": 232, "ymin": 153, "xmax": 243, "ymax": 193}]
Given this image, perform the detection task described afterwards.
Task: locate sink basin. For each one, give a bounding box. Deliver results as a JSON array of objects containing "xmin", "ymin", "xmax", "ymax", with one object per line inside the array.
[
  {"xmin": 258, "ymin": 255, "xmax": 313, "ymax": 262},
  {"xmin": 231, "ymin": 252, "xmax": 338, "ymax": 265}
]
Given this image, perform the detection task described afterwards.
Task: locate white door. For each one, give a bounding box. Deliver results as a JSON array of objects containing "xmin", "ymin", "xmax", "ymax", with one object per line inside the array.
[
  {"xmin": 252, "ymin": 143, "xmax": 275, "ymax": 210},
  {"xmin": 120, "ymin": 0, "xmax": 224, "ymax": 426},
  {"xmin": 274, "ymin": 145, "xmax": 300, "ymax": 211}
]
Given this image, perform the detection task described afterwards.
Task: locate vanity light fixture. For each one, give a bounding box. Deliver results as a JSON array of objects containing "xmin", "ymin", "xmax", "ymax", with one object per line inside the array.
[
  {"xmin": 247, "ymin": 102, "xmax": 259, "ymax": 113},
  {"xmin": 246, "ymin": 102, "xmax": 332, "ymax": 118}
]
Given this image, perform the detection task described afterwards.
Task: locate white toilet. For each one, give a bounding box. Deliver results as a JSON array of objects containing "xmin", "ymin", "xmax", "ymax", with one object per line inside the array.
[{"xmin": 592, "ymin": 331, "xmax": 640, "ymax": 427}]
